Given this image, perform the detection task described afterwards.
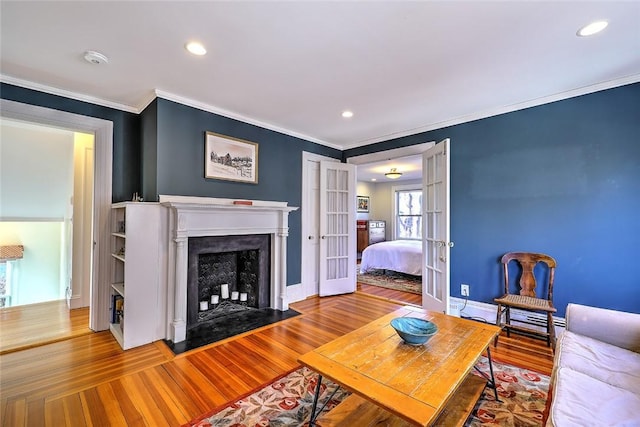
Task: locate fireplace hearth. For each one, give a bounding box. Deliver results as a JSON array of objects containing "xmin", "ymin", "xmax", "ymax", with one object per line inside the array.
[{"xmin": 165, "ymin": 306, "xmax": 300, "ymax": 354}]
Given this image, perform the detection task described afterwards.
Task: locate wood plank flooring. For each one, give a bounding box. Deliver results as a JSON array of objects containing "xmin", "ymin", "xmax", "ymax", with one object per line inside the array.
[
  {"xmin": 0, "ymin": 300, "xmax": 91, "ymax": 354},
  {"xmin": 0, "ymin": 292, "xmax": 553, "ymax": 427},
  {"xmin": 357, "ymin": 282, "xmax": 422, "ymax": 306}
]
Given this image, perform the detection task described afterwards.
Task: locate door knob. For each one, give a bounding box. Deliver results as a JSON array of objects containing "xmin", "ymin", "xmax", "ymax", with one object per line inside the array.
[{"xmin": 308, "ymin": 235, "xmax": 314, "ymax": 240}]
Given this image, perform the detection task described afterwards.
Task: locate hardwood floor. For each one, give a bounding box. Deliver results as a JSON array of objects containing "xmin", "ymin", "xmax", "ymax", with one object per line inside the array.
[
  {"xmin": 0, "ymin": 292, "xmax": 553, "ymax": 426},
  {"xmin": 357, "ymin": 282, "xmax": 422, "ymax": 306},
  {"xmin": 0, "ymin": 300, "xmax": 91, "ymax": 354}
]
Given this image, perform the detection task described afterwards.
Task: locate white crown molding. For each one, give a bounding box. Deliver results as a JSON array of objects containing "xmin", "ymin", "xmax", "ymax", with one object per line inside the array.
[
  {"xmin": 0, "ymin": 74, "xmax": 139, "ymax": 114},
  {"xmin": 137, "ymin": 90, "xmax": 159, "ymax": 113},
  {"xmin": 341, "ymin": 73, "xmax": 640, "ymax": 150},
  {"xmin": 0, "ymin": 75, "xmax": 340, "ymax": 149},
  {"xmin": 3, "ymin": 73, "xmax": 638, "ymax": 152},
  {"xmin": 153, "ymin": 89, "xmax": 341, "ymax": 150}
]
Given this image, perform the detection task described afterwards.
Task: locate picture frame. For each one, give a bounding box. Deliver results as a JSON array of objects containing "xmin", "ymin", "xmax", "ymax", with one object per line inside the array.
[
  {"xmin": 205, "ymin": 131, "xmax": 258, "ymax": 184},
  {"xmin": 357, "ymin": 195, "xmax": 370, "ymax": 213}
]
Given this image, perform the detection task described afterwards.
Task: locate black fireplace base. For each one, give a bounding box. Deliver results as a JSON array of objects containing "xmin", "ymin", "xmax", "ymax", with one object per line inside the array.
[{"xmin": 164, "ymin": 308, "xmax": 300, "ymax": 355}]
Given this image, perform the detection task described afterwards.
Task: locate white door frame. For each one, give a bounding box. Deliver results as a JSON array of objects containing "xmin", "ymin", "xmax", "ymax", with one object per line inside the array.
[
  {"xmin": 1, "ymin": 99, "xmax": 113, "ymax": 331},
  {"xmin": 70, "ymin": 133, "xmax": 94, "ymax": 309},
  {"xmin": 346, "ymin": 142, "xmax": 434, "ymax": 166},
  {"xmin": 301, "ymin": 151, "xmax": 338, "ymax": 298}
]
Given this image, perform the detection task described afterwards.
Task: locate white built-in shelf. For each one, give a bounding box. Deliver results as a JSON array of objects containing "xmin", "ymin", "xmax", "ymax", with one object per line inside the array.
[
  {"xmin": 112, "ymin": 282, "xmax": 125, "ymax": 296},
  {"xmin": 109, "ymin": 202, "xmax": 164, "ymax": 350},
  {"xmin": 109, "ymin": 323, "xmax": 124, "ymax": 347}
]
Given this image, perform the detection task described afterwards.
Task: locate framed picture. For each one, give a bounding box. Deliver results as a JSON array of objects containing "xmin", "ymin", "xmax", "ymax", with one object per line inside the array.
[
  {"xmin": 357, "ymin": 195, "xmax": 370, "ymax": 213},
  {"xmin": 205, "ymin": 131, "xmax": 258, "ymax": 184}
]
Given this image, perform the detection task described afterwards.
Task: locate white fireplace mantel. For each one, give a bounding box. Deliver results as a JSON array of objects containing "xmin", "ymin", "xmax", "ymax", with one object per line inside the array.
[{"xmin": 160, "ymin": 195, "xmax": 298, "ymax": 343}]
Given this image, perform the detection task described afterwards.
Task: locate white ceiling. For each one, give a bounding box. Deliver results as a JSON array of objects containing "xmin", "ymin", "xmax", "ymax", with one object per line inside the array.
[
  {"xmin": 1, "ymin": 1, "xmax": 639, "ymax": 151},
  {"xmin": 355, "ymin": 155, "xmax": 423, "ymax": 183}
]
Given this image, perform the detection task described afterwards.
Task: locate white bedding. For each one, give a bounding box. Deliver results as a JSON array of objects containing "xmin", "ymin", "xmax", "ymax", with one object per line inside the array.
[{"xmin": 359, "ymin": 240, "xmax": 422, "ymax": 276}]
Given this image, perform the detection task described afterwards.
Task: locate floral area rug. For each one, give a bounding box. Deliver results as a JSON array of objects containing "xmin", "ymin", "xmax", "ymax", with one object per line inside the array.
[
  {"xmin": 185, "ymin": 357, "xmax": 549, "ymax": 427},
  {"xmin": 356, "ymin": 267, "xmax": 421, "ymax": 294},
  {"xmin": 469, "ymin": 357, "xmax": 549, "ymax": 426},
  {"xmin": 185, "ymin": 367, "xmax": 347, "ymax": 427}
]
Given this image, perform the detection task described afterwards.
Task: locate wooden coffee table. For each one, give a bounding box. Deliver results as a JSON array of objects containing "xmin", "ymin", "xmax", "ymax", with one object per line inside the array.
[{"xmin": 298, "ymin": 306, "xmax": 501, "ymax": 426}]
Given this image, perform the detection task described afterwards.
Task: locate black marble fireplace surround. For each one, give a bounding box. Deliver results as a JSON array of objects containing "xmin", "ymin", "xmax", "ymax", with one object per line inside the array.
[{"xmin": 187, "ymin": 234, "xmax": 270, "ymax": 328}]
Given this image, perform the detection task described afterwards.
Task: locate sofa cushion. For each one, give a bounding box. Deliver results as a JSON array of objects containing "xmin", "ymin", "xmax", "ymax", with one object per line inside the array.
[
  {"xmin": 555, "ymin": 330, "xmax": 640, "ymax": 395},
  {"xmin": 548, "ymin": 367, "xmax": 640, "ymax": 427}
]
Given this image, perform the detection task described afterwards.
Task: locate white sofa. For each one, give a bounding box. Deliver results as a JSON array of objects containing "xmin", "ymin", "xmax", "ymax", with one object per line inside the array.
[{"xmin": 546, "ymin": 303, "xmax": 640, "ymax": 426}]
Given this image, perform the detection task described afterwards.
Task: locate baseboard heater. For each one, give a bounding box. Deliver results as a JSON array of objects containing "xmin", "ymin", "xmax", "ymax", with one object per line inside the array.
[{"xmin": 451, "ymin": 298, "xmax": 566, "ymax": 330}]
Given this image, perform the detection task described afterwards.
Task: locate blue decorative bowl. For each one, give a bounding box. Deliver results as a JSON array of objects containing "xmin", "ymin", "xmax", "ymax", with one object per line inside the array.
[{"xmin": 390, "ymin": 317, "xmax": 438, "ymax": 346}]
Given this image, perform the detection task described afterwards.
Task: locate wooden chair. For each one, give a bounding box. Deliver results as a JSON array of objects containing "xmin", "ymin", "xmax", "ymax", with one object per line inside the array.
[{"xmin": 494, "ymin": 252, "xmax": 557, "ymax": 348}]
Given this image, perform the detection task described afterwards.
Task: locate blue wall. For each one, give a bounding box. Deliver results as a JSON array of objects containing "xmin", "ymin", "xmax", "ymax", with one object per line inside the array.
[
  {"xmin": 345, "ymin": 83, "xmax": 640, "ymax": 316},
  {"xmin": 1, "ymin": 84, "xmax": 341, "ymax": 286},
  {"xmin": 3, "ymin": 81, "xmax": 639, "ymax": 315},
  {"xmin": 141, "ymin": 98, "xmax": 342, "ymax": 284}
]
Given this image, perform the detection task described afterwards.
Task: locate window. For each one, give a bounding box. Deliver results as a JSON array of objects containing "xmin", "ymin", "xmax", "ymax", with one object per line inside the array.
[{"xmin": 396, "ymin": 189, "xmax": 422, "ymax": 240}]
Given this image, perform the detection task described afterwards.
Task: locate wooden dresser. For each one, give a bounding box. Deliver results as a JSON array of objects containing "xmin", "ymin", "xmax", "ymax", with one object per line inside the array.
[{"xmin": 357, "ymin": 220, "xmax": 385, "ymax": 252}]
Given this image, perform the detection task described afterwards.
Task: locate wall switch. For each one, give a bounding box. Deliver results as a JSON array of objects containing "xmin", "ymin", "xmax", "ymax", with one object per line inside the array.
[{"xmin": 461, "ymin": 284, "xmax": 470, "ymax": 297}]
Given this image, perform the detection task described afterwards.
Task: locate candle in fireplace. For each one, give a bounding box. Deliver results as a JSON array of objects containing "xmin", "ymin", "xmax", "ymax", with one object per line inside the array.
[
  {"xmin": 240, "ymin": 292, "xmax": 248, "ymax": 302},
  {"xmin": 199, "ymin": 301, "xmax": 208, "ymax": 311},
  {"xmin": 220, "ymin": 284, "xmax": 229, "ymax": 299},
  {"xmin": 231, "ymin": 291, "xmax": 239, "ymax": 301},
  {"xmin": 211, "ymin": 295, "xmax": 219, "ymax": 304}
]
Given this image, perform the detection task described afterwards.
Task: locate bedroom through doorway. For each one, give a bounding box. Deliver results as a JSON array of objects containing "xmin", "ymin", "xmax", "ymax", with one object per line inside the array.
[{"xmin": 352, "ymin": 150, "xmax": 425, "ymax": 307}]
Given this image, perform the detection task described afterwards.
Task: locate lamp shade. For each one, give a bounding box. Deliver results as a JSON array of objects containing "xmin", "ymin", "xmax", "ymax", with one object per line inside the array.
[{"xmin": 385, "ymin": 168, "xmax": 402, "ymax": 179}]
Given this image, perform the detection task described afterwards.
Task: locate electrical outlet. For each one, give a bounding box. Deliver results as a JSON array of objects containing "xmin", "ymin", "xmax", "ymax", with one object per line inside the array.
[{"xmin": 461, "ymin": 284, "xmax": 470, "ymax": 297}]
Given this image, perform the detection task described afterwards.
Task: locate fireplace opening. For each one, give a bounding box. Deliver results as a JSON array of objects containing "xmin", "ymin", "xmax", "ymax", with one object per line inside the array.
[{"xmin": 187, "ymin": 234, "xmax": 270, "ymax": 328}]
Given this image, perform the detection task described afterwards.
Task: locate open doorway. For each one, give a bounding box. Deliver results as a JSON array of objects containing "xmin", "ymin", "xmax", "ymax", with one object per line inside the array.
[
  {"xmin": 0, "ymin": 118, "xmax": 95, "ymax": 352},
  {"xmin": 0, "ymin": 99, "xmax": 113, "ymax": 352},
  {"xmin": 1, "ymin": 99, "xmax": 114, "ymax": 336},
  {"xmin": 0, "ymin": 119, "xmax": 94, "ymax": 308},
  {"xmin": 348, "ymin": 144, "xmax": 432, "ymax": 306}
]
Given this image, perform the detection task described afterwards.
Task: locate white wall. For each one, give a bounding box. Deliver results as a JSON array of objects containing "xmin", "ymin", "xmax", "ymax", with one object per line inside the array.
[
  {"xmin": 356, "ymin": 181, "xmax": 375, "ymax": 221},
  {"xmin": 0, "ymin": 222, "xmax": 64, "ymax": 305},
  {"xmin": 0, "ymin": 120, "xmax": 74, "ymax": 219},
  {"xmin": 0, "ymin": 119, "xmax": 76, "ymax": 306}
]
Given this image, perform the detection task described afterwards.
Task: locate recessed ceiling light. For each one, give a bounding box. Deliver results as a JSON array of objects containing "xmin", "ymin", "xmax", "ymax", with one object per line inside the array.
[
  {"xmin": 371, "ymin": 178, "xmax": 377, "ymax": 182},
  {"xmin": 186, "ymin": 41, "xmax": 207, "ymax": 56},
  {"xmin": 577, "ymin": 20, "xmax": 608, "ymax": 37},
  {"xmin": 342, "ymin": 110, "xmax": 354, "ymax": 118}
]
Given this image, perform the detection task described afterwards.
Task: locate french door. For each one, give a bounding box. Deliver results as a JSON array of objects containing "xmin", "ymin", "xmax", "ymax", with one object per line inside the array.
[
  {"xmin": 422, "ymin": 139, "xmax": 451, "ymax": 313},
  {"xmin": 318, "ymin": 161, "xmax": 357, "ymax": 296}
]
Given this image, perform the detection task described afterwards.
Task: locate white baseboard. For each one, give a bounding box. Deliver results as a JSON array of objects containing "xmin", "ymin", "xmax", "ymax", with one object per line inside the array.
[
  {"xmin": 285, "ymin": 283, "xmax": 306, "ymax": 306},
  {"xmin": 450, "ymin": 297, "xmax": 566, "ymax": 334},
  {"xmin": 67, "ymin": 295, "xmax": 88, "ymax": 310}
]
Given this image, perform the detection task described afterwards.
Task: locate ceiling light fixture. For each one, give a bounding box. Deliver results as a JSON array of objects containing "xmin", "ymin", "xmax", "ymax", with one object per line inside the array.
[
  {"xmin": 186, "ymin": 41, "xmax": 207, "ymax": 56},
  {"xmin": 385, "ymin": 168, "xmax": 402, "ymax": 179},
  {"xmin": 83, "ymin": 50, "xmax": 108, "ymax": 65},
  {"xmin": 342, "ymin": 110, "xmax": 354, "ymax": 118},
  {"xmin": 577, "ymin": 20, "xmax": 608, "ymax": 37}
]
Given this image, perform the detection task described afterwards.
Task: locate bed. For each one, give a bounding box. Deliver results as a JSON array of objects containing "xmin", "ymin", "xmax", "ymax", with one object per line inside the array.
[{"xmin": 359, "ymin": 240, "xmax": 422, "ymax": 276}]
